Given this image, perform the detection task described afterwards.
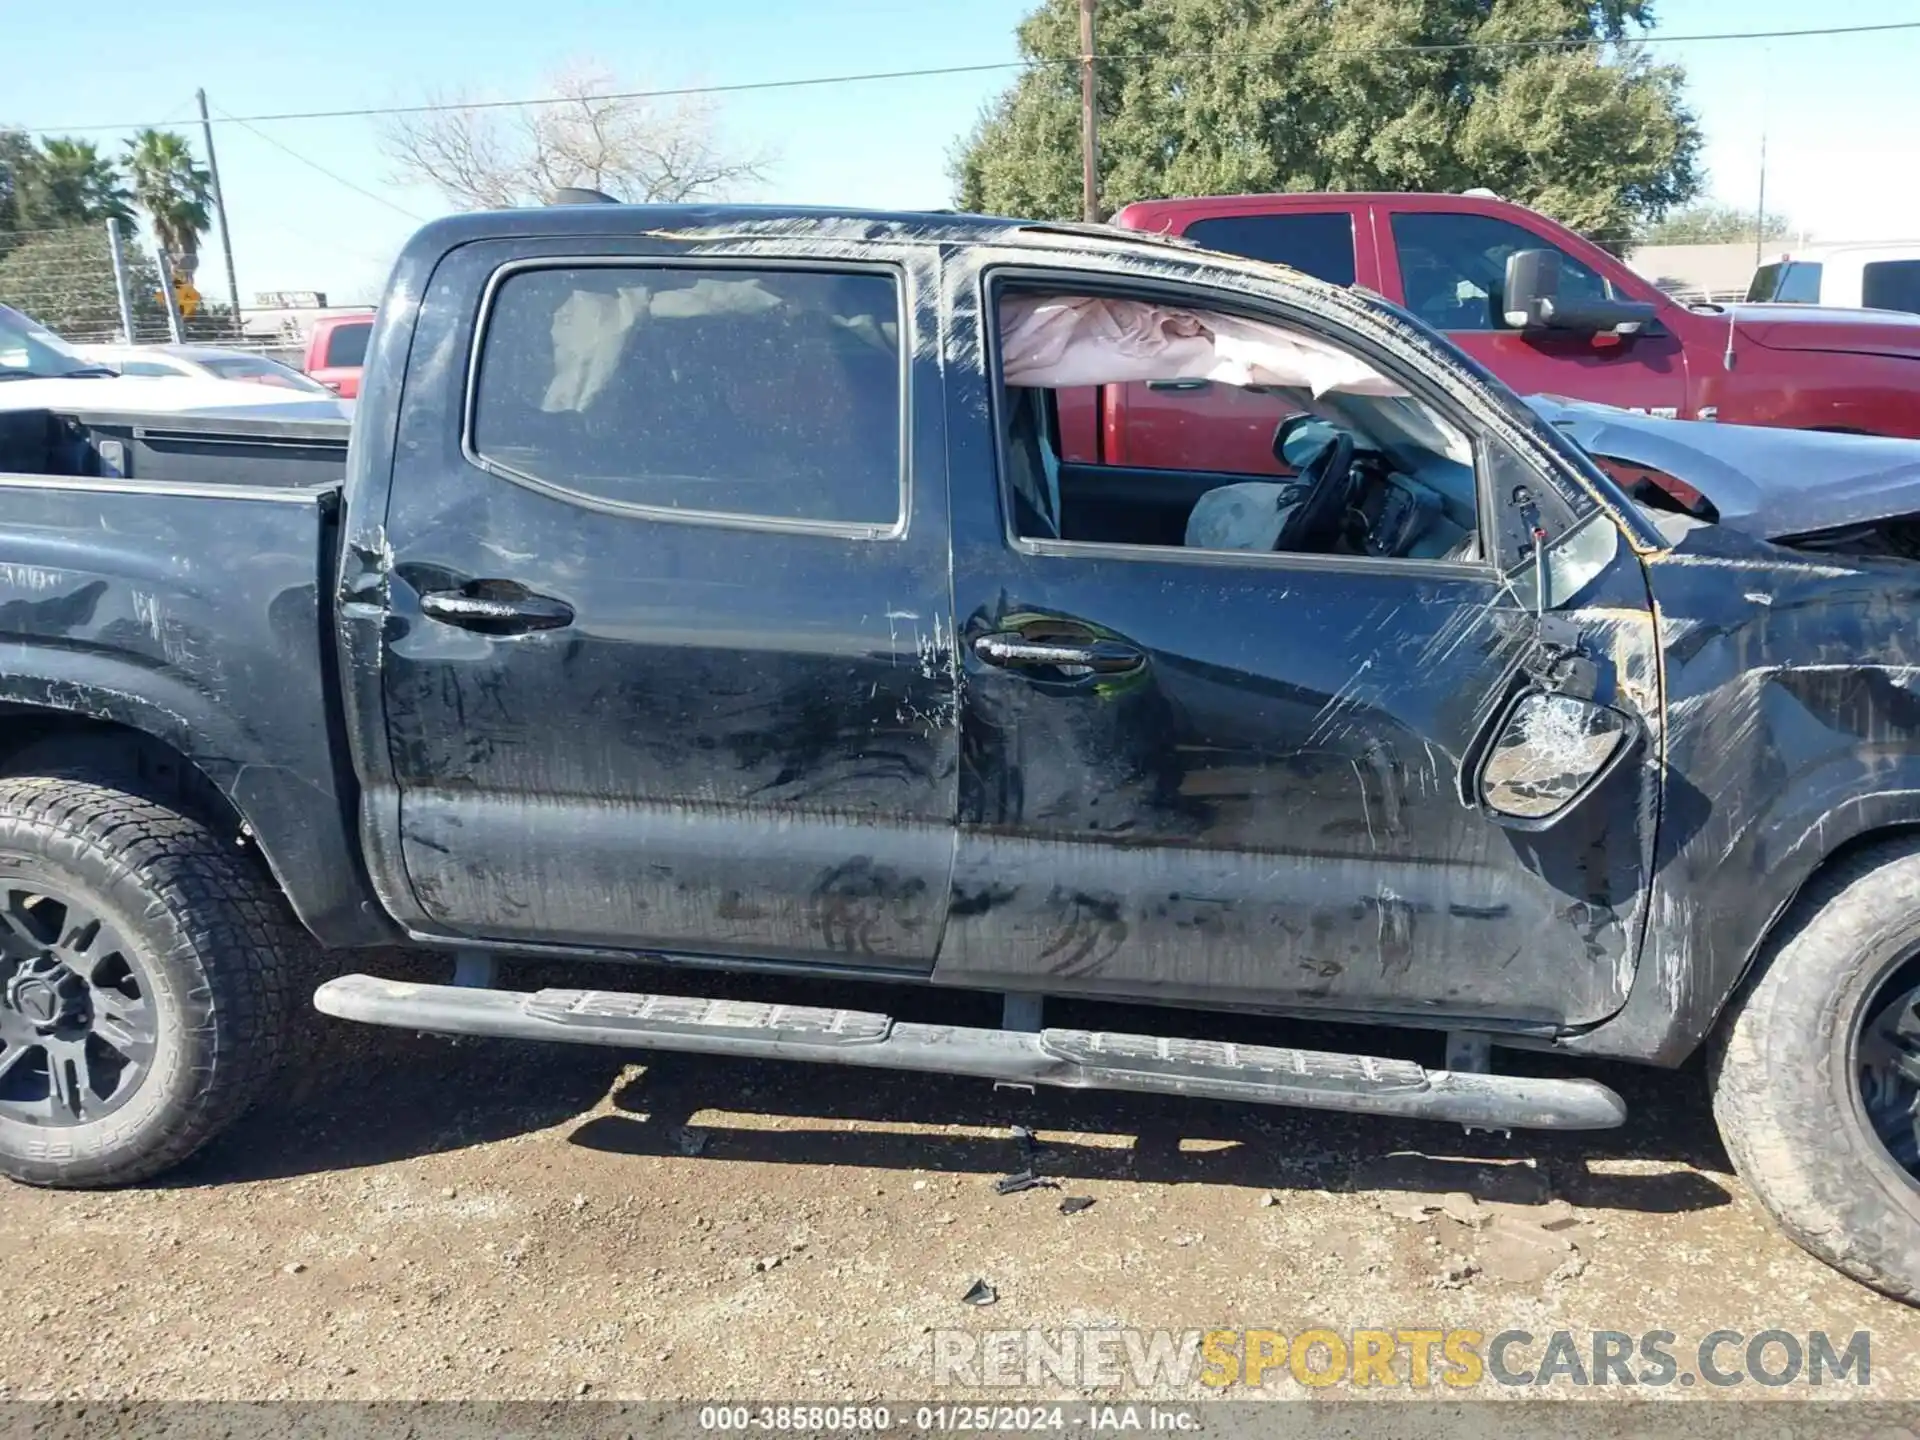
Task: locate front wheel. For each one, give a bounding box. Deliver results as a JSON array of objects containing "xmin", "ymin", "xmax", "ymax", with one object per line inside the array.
[
  {"xmin": 0, "ymin": 776, "xmax": 299, "ymax": 1187},
  {"xmin": 1711, "ymin": 839, "xmax": 1920, "ymax": 1305}
]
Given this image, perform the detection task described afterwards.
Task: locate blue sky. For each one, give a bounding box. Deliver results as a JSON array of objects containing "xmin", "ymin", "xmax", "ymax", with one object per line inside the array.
[{"xmin": 6, "ymin": 0, "xmax": 1919, "ymax": 306}]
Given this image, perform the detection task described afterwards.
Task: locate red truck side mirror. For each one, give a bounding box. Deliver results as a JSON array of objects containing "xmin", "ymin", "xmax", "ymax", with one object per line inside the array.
[{"xmin": 1503, "ymin": 249, "xmax": 1657, "ymax": 338}]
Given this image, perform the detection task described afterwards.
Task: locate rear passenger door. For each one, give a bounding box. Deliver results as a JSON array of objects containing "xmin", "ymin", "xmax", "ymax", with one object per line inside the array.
[
  {"xmin": 372, "ymin": 240, "xmax": 957, "ymax": 970},
  {"xmin": 1110, "ymin": 210, "xmax": 1365, "ymax": 474}
]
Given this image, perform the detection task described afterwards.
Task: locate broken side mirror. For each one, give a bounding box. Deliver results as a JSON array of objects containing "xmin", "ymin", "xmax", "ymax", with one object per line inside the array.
[
  {"xmin": 1503, "ymin": 249, "xmax": 1658, "ymax": 337},
  {"xmin": 1474, "ymin": 690, "xmax": 1639, "ymax": 829}
]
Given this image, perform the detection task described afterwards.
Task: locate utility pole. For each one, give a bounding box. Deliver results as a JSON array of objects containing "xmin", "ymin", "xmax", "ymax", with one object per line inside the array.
[
  {"xmin": 196, "ymin": 89, "xmax": 245, "ymax": 338},
  {"xmin": 1754, "ymin": 48, "xmax": 1772, "ymax": 267},
  {"xmin": 1079, "ymin": 0, "xmax": 1100, "ymax": 223}
]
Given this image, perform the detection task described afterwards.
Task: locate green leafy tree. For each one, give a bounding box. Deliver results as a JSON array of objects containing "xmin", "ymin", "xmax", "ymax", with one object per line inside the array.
[
  {"xmin": 952, "ymin": 0, "xmax": 1702, "ymax": 245},
  {"xmin": 0, "ymin": 225, "xmax": 167, "ymax": 342},
  {"xmin": 0, "ymin": 132, "xmax": 133, "ymax": 232},
  {"xmin": 0, "ymin": 131, "xmax": 36, "ymax": 234},
  {"xmin": 23, "ymin": 139, "xmax": 133, "ymax": 225},
  {"xmin": 124, "ymin": 129, "xmax": 212, "ymax": 286},
  {"xmin": 1638, "ymin": 201, "xmax": 1790, "ymax": 246}
]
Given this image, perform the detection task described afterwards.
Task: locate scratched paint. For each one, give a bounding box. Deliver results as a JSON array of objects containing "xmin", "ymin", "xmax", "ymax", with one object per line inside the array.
[
  {"xmin": 0, "ymin": 201, "xmax": 1910, "ymax": 1081},
  {"xmin": 938, "ymin": 331, "xmax": 1658, "ymax": 1025},
  {"xmin": 0, "ymin": 473, "xmax": 389, "ymax": 946},
  {"xmin": 366, "ymin": 232, "xmax": 961, "ymax": 962},
  {"xmin": 1569, "ymin": 518, "xmax": 1920, "ymax": 1063}
]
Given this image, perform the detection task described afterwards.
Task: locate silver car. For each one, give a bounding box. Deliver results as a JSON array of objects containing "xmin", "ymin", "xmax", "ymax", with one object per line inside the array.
[{"xmin": 78, "ymin": 342, "xmax": 332, "ymax": 396}]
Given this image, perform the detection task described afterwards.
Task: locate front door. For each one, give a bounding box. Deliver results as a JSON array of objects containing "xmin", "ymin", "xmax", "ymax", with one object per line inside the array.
[
  {"xmin": 1381, "ymin": 207, "xmax": 1691, "ymax": 419},
  {"xmin": 373, "ymin": 239, "xmax": 956, "ymax": 969},
  {"xmin": 934, "ymin": 258, "xmax": 1660, "ymax": 1028}
]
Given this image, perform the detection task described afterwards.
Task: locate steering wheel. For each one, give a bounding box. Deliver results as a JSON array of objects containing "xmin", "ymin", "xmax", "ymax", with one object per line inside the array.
[{"xmin": 1273, "ymin": 432, "xmax": 1356, "ymax": 553}]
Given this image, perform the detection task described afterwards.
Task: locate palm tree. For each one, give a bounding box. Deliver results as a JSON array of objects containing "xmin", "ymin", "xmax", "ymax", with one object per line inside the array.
[
  {"xmin": 23, "ymin": 138, "xmax": 132, "ymax": 225},
  {"xmin": 124, "ymin": 129, "xmax": 211, "ymax": 285}
]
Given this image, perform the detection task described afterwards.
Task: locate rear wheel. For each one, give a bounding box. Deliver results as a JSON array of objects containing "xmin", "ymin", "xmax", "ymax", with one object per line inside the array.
[
  {"xmin": 1712, "ymin": 839, "xmax": 1920, "ymax": 1305},
  {"xmin": 0, "ymin": 776, "xmax": 297, "ymax": 1187}
]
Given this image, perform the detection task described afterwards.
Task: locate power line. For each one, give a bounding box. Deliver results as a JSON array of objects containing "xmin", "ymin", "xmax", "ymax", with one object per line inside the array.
[
  {"xmin": 15, "ymin": 19, "xmax": 1920, "ymax": 135},
  {"xmin": 214, "ymin": 107, "xmax": 427, "ymax": 221},
  {"xmin": 22, "ymin": 61, "xmax": 1027, "ymax": 135}
]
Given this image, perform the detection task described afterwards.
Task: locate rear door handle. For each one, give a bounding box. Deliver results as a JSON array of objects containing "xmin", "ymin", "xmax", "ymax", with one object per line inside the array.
[
  {"xmin": 973, "ymin": 632, "xmax": 1145, "ymax": 674},
  {"xmin": 419, "ymin": 584, "xmax": 575, "ymax": 635},
  {"xmin": 1145, "ymin": 378, "xmax": 1211, "ymax": 392}
]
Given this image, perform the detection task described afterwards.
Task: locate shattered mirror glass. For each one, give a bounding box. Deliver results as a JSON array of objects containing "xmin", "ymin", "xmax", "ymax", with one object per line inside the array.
[{"xmin": 1478, "ymin": 691, "xmax": 1632, "ymax": 822}]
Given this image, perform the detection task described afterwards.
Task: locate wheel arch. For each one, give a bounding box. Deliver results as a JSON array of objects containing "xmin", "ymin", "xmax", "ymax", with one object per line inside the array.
[
  {"xmin": 0, "ymin": 680, "xmax": 394, "ymax": 948},
  {"xmin": 1567, "ymin": 773, "xmax": 1920, "ymax": 1066}
]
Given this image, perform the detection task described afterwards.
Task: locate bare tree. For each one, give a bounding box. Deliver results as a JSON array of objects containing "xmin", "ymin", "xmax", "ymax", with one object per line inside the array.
[{"xmin": 379, "ymin": 64, "xmax": 772, "ymax": 210}]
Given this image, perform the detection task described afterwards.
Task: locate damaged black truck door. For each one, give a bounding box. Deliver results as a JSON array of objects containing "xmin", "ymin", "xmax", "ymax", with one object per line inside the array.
[
  {"xmin": 934, "ymin": 254, "xmax": 1663, "ymax": 1029},
  {"xmin": 371, "ymin": 239, "xmax": 958, "ymax": 966}
]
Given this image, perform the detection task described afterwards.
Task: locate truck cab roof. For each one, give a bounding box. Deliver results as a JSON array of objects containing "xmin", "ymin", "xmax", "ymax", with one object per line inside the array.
[{"xmin": 396, "ymin": 203, "xmax": 1209, "ymax": 271}]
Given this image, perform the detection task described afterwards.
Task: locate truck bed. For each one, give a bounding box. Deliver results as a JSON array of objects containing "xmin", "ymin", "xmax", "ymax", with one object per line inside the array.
[
  {"xmin": 0, "ymin": 406, "xmax": 350, "ymax": 489},
  {"xmin": 0, "ymin": 459, "xmax": 367, "ymax": 938}
]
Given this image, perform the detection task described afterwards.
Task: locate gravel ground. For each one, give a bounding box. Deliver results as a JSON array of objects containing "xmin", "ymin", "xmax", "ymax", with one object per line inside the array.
[{"xmin": 0, "ymin": 954, "xmax": 1915, "ymax": 1409}]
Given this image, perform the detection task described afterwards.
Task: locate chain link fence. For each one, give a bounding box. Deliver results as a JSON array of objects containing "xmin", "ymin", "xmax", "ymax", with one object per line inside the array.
[{"xmin": 0, "ymin": 221, "xmax": 313, "ymax": 364}]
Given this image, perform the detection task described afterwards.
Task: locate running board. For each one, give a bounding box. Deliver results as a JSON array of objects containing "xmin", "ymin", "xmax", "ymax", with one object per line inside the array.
[{"xmin": 312, "ymin": 975, "xmax": 1626, "ymax": 1132}]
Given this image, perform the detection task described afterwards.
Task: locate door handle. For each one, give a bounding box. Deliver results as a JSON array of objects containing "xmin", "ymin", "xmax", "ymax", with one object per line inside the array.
[
  {"xmin": 419, "ymin": 584, "xmax": 575, "ymax": 635},
  {"xmin": 973, "ymin": 632, "xmax": 1145, "ymax": 674},
  {"xmin": 1145, "ymin": 378, "xmax": 1211, "ymax": 392}
]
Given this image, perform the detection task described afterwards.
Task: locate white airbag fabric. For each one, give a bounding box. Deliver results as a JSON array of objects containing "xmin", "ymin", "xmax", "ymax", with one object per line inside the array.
[{"xmin": 999, "ymin": 294, "xmax": 1407, "ymax": 398}]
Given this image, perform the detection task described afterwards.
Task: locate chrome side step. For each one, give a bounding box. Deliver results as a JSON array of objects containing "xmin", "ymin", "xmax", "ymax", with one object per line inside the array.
[{"xmin": 312, "ymin": 975, "xmax": 1626, "ymax": 1131}]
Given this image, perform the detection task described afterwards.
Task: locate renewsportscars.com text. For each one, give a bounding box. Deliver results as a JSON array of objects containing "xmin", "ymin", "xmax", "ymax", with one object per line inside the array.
[{"xmin": 930, "ymin": 1327, "xmax": 1872, "ymax": 1391}]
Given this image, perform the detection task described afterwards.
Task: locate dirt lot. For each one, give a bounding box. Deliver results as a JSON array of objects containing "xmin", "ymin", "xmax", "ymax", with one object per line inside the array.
[{"xmin": 0, "ymin": 954, "xmax": 1916, "ymax": 1408}]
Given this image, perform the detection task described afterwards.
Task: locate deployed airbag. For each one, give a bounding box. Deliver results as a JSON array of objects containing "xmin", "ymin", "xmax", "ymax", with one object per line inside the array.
[{"xmin": 1000, "ymin": 294, "xmax": 1408, "ymax": 398}]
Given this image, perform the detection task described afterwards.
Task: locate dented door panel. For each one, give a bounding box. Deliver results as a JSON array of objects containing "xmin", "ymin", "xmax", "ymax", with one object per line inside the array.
[
  {"xmin": 376, "ymin": 238, "xmax": 958, "ymax": 968},
  {"xmin": 1567, "ymin": 521, "xmax": 1920, "ymax": 1063},
  {"xmin": 935, "ymin": 251, "xmax": 1662, "ymax": 1026},
  {"xmin": 939, "ymin": 549, "xmax": 1660, "ymax": 1024}
]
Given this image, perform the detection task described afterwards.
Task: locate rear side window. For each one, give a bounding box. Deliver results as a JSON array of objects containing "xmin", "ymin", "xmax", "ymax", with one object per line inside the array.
[
  {"xmin": 469, "ymin": 264, "xmax": 904, "ymax": 527},
  {"xmin": 323, "ymin": 321, "xmax": 370, "ymax": 368},
  {"xmin": 203, "ymin": 355, "xmax": 276, "ymax": 380},
  {"xmin": 1862, "ymin": 261, "xmax": 1920, "ymax": 314},
  {"xmin": 1181, "ymin": 213, "xmax": 1358, "ymax": 287}
]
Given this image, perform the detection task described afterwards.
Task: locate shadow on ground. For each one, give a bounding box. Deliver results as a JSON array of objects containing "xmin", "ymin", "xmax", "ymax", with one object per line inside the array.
[{"xmin": 172, "ymin": 952, "xmax": 1736, "ymax": 1216}]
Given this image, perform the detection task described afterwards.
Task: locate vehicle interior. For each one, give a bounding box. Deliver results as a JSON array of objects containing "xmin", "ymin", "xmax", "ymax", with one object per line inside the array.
[{"xmin": 995, "ymin": 291, "xmax": 1480, "ymax": 562}]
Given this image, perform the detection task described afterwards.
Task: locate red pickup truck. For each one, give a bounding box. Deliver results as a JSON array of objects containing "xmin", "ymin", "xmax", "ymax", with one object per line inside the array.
[
  {"xmin": 1060, "ymin": 191, "xmax": 1920, "ymax": 473},
  {"xmin": 301, "ymin": 312, "xmax": 375, "ymax": 399}
]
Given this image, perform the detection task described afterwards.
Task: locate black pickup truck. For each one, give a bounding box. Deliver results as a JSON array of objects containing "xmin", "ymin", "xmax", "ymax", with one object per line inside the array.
[{"xmin": 0, "ymin": 202, "xmax": 1917, "ymax": 1306}]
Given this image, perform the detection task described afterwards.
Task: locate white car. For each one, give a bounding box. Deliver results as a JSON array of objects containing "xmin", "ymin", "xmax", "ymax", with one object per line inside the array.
[
  {"xmin": 0, "ymin": 306, "xmax": 348, "ymax": 420},
  {"xmin": 78, "ymin": 342, "xmax": 332, "ymax": 396},
  {"xmin": 1747, "ymin": 243, "xmax": 1920, "ymax": 315}
]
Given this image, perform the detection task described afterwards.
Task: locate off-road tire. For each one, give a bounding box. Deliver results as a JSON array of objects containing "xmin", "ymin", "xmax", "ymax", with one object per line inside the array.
[
  {"xmin": 1711, "ymin": 838, "xmax": 1920, "ymax": 1305},
  {"xmin": 0, "ymin": 776, "xmax": 299, "ymax": 1187}
]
